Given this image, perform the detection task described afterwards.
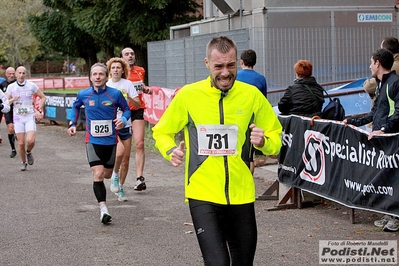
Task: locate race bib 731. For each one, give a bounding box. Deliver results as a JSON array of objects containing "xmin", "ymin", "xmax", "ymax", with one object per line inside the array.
[{"xmin": 197, "ymin": 124, "xmax": 238, "ymax": 156}]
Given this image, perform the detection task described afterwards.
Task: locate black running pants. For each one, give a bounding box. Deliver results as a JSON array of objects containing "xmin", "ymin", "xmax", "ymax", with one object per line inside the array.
[{"xmin": 188, "ymin": 199, "xmax": 257, "ymax": 266}]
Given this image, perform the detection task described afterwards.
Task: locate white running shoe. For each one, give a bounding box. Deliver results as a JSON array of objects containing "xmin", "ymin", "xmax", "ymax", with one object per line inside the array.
[
  {"xmin": 134, "ymin": 176, "xmax": 146, "ymax": 191},
  {"xmin": 20, "ymin": 162, "xmax": 28, "ymax": 171},
  {"xmin": 383, "ymin": 218, "xmax": 399, "ymax": 232},
  {"xmin": 374, "ymin": 214, "xmax": 393, "ymax": 228},
  {"xmin": 117, "ymin": 188, "xmax": 128, "ymax": 202},
  {"xmin": 110, "ymin": 173, "xmax": 119, "ymax": 193},
  {"xmin": 100, "ymin": 211, "xmax": 112, "ymax": 224}
]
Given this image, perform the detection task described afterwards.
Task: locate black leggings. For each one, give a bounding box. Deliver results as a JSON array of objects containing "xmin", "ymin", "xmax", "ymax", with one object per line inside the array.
[{"xmin": 188, "ymin": 199, "xmax": 257, "ymax": 266}]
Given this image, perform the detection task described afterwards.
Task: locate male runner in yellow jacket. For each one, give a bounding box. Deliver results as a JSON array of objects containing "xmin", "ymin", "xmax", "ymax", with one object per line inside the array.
[{"xmin": 153, "ymin": 36, "xmax": 282, "ymax": 266}]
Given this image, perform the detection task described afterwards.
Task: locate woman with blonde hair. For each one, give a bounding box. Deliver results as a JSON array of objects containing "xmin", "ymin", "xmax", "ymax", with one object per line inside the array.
[{"xmin": 106, "ymin": 57, "xmax": 140, "ymax": 201}]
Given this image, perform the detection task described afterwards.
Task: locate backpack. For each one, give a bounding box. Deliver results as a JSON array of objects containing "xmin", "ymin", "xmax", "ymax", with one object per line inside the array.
[{"xmin": 321, "ymin": 91, "xmax": 345, "ymax": 120}]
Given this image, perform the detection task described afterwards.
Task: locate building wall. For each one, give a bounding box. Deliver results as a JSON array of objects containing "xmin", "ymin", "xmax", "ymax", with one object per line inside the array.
[
  {"xmin": 261, "ymin": 0, "xmax": 394, "ymax": 8},
  {"xmin": 194, "ymin": 2, "xmax": 397, "ymax": 34},
  {"xmin": 148, "ymin": 29, "xmax": 250, "ymax": 90},
  {"xmin": 152, "ymin": 1, "xmax": 399, "ymax": 105}
]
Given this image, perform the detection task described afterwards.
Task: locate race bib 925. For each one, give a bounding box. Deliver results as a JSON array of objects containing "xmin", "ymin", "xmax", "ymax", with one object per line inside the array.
[{"xmin": 91, "ymin": 120, "xmax": 112, "ymax": 137}]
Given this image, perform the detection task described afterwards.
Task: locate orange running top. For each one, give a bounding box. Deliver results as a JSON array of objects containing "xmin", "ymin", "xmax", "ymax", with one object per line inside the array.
[{"xmin": 128, "ymin": 66, "xmax": 146, "ymax": 110}]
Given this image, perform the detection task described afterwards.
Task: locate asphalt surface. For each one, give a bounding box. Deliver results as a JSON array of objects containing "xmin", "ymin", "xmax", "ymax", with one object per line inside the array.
[{"xmin": 0, "ymin": 121, "xmax": 398, "ymax": 266}]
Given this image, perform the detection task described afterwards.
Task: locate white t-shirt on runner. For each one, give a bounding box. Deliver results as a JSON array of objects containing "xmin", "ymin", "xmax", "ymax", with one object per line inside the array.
[
  {"xmin": 106, "ymin": 78, "xmax": 138, "ymax": 128},
  {"xmin": 6, "ymin": 80, "xmax": 39, "ymax": 116}
]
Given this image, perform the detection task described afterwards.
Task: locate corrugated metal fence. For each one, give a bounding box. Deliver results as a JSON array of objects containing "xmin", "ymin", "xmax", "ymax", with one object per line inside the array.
[{"xmin": 148, "ymin": 25, "xmax": 398, "ymax": 106}]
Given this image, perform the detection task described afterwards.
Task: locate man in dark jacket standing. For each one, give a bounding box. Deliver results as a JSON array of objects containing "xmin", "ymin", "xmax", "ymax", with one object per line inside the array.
[
  {"xmin": 364, "ymin": 37, "xmax": 399, "ymax": 105},
  {"xmin": 345, "ymin": 48, "xmax": 399, "ymax": 140},
  {"xmin": 0, "ymin": 67, "xmax": 17, "ymax": 157},
  {"xmin": 344, "ymin": 48, "xmax": 399, "ymax": 232}
]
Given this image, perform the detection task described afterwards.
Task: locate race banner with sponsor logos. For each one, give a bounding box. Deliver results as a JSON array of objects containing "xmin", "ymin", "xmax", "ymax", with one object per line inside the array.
[
  {"xmin": 29, "ymin": 75, "xmax": 177, "ymax": 124},
  {"xmin": 278, "ymin": 115, "xmax": 399, "ymax": 217},
  {"xmin": 44, "ymin": 92, "xmax": 85, "ymax": 124},
  {"xmin": 143, "ymin": 86, "xmax": 177, "ymax": 124},
  {"xmin": 37, "ymin": 82, "xmax": 177, "ymax": 124}
]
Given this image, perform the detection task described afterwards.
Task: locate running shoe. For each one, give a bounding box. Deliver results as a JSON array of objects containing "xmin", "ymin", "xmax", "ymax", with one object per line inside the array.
[
  {"xmin": 10, "ymin": 150, "xmax": 17, "ymax": 158},
  {"xmin": 134, "ymin": 176, "xmax": 146, "ymax": 191},
  {"xmin": 117, "ymin": 188, "xmax": 128, "ymax": 202},
  {"xmin": 110, "ymin": 173, "xmax": 119, "ymax": 193},
  {"xmin": 383, "ymin": 218, "xmax": 399, "ymax": 232},
  {"xmin": 20, "ymin": 162, "xmax": 27, "ymax": 171},
  {"xmin": 374, "ymin": 214, "xmax": 393, "ymax": 228},
  {"xmin": 26, "ymin": 152, "xmax": 34, "ymax": 165},
  {"xmin": 100, "ymin": 211, "xmax": 112, "ymax": 224}
]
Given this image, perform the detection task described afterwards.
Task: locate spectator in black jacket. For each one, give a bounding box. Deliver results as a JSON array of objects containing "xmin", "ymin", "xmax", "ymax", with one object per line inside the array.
[
  {"xmin": 278, "ymin": 60, "xmax": 325, "ymax": 117},
  {"xmin": 344, "ymin": 48, "xmax": 399, "ymax": 232},
  {"xmin": 0, "ymin": 67, "xmax": 17, "ymax": 157},
  {"xmin": 345, "ymin": 49, "xmax": 399, "ymax": 140}
]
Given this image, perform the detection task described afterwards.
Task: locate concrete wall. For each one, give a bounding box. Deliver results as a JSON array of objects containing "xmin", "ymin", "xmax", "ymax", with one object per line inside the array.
[{"xmin": 152, "ymin": 1, "xmax": 399, "ymax": 105}]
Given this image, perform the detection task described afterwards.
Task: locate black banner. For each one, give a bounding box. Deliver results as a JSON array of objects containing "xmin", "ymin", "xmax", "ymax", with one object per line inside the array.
[
  {"xmin": 278, "ymin": 115, "xmax": 399, "ymax": 216},
  {"xmin": 44, "ymin": 92, "xmax": 85, "ymax": 124}
]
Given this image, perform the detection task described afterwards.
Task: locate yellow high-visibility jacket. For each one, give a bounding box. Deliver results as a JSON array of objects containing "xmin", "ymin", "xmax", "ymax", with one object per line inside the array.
[{"xmin": 152, "ymin": 77, "xmax": 282, "ymax": 205}]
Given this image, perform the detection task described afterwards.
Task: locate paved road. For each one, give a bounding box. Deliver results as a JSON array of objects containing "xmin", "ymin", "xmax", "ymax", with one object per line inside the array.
[{"xmin": 0, "ymin": 121, "xmax": 397, "ymax": 266}]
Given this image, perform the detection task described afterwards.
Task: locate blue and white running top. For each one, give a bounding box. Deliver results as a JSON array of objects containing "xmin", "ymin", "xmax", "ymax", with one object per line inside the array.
[{"xmin": 69, "ymin": 86, "xmax": 131, "ymax": 145}]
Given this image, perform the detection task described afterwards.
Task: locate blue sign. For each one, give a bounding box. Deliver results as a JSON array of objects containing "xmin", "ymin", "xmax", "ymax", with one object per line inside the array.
[{"xmin": 358, "ymin": 13, "xmax": 393, "ymax": 22}]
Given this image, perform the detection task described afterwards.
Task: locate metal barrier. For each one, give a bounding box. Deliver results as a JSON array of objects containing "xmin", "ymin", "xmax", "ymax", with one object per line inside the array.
[{"xmin": 267, "ymin": 79, "xmax": 361, "ymax": 106}]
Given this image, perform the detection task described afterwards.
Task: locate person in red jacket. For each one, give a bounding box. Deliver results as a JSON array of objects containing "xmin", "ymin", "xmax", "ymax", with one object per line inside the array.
[{"xmin": 120, "ymin": 47, "xmax": 153, "ymax": 191}]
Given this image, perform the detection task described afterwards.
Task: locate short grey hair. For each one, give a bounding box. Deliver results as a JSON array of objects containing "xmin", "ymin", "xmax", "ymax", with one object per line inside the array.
[{"xmin": 90, "ymin": 63, "xmax": 108, "ymax": 77}]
